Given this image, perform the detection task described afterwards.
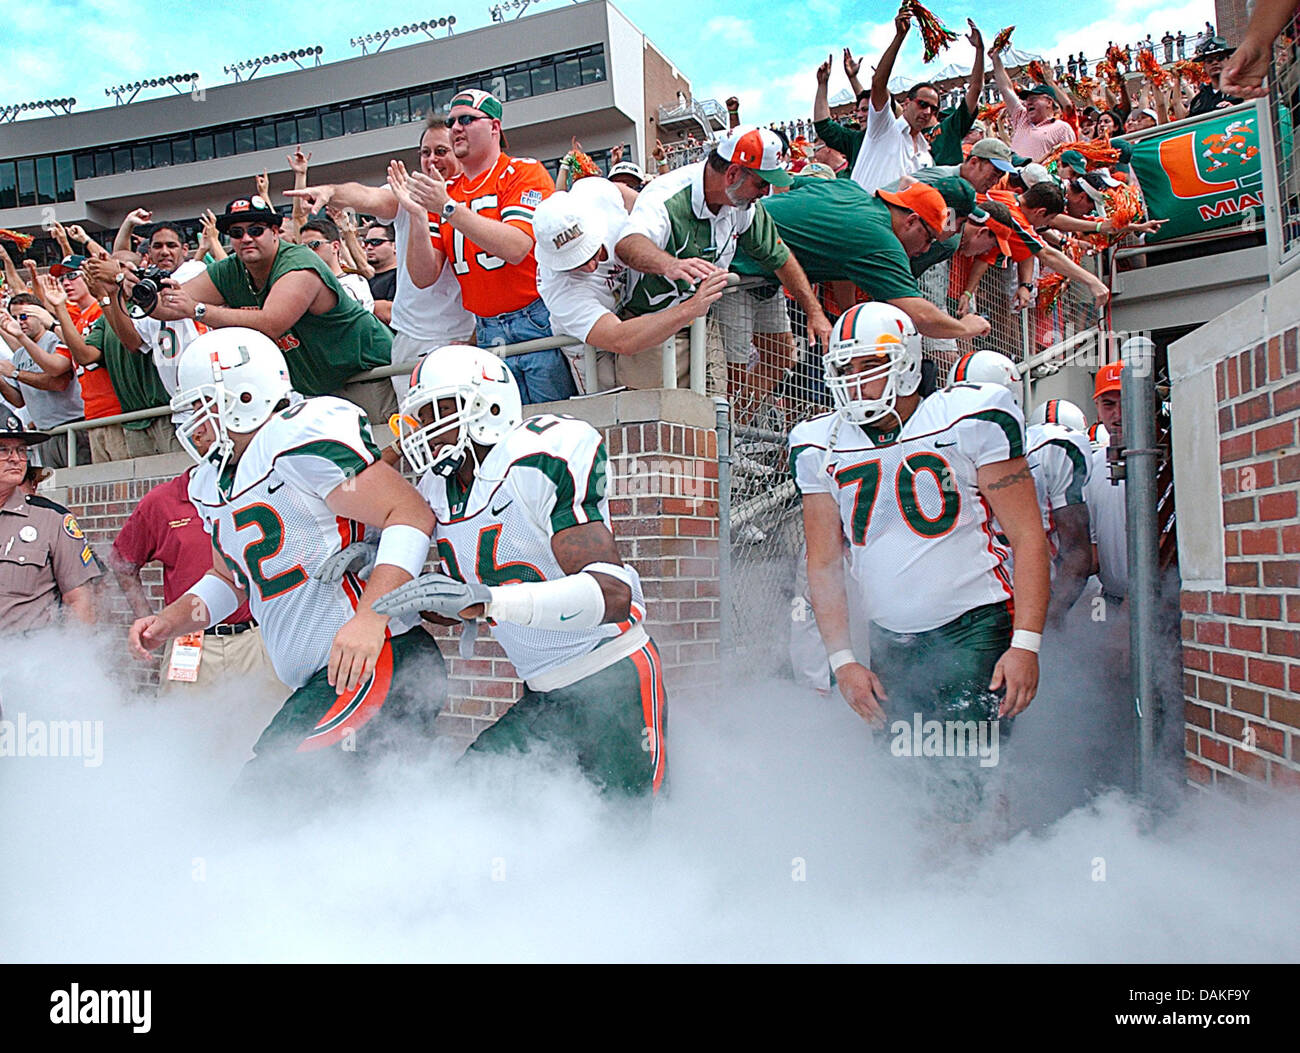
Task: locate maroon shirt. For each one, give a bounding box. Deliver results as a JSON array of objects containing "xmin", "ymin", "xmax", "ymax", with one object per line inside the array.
[{"xmin": 112, "ymin": 469, "xmax": 254, "ymax": 624}]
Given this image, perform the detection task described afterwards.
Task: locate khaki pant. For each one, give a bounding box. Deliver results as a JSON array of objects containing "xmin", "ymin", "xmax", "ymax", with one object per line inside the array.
[
  {"xmin": 88, "ymin": 422, "xmax": 131, "ymax": 463},
  {"xmin": 333, "ymin": 378, "xmax": 400, "ymax": 432},
  {"xmin": 160, "ymin": 625, "xmax": 292, "ymax": 771},
  {"xmin": 124, "ymin": 417, "xmax": 182, "ymax": 458},
  {"xmin": 612, "ymin": 319, "xmax": 725, "ymax": 395},
  {"xmin": 390, "ymin": 330, "xmax": 474, "ymax": 398}
]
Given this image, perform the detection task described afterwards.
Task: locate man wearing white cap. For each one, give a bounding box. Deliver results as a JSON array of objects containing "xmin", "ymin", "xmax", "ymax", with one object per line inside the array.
[
  {"xmin": 534, "ymin": 177, "xmax": 728, "ymax": 392},
  {"xmin": 607, "ymin": 162, "xmax": 646, "ymax": 193},
  {"xmin": 615, "ymin": 125, "xmax": 831, "ymax": 391}
]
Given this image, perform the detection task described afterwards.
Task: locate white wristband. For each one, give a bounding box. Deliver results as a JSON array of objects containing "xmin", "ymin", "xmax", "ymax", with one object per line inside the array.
[
  {"xmin": 488, "ymin": 572, "xmax": 607, "ymax": 631},
  {"xmin": 1010, "ymin": 630, "xmax": 1042, "ymax": 654},
  {"xmin": 187, "ymin": 574, "xmax": 240, "ymax": 629},
  {"xmin": 827, "ymin": 649, "xmax": 857, "ymax": 672},
  {"xmin": 374, "ymin": 524, "xmax": 432, "ymax": 578}
]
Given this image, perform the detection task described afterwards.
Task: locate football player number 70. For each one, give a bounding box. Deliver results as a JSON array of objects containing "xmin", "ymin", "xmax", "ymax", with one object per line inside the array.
[{"xmin": 835, "ymin": 453, "xmax": 959, "ymax": 543}]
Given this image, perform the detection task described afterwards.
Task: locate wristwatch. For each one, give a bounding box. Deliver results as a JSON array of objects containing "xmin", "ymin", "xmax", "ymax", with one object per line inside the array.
[
  {"xmin": 1019, "ymin": 282, "xmax": 1035, "ymax": 290},
  {"xmin": 440, "ymin": 200, "xmax": 457, "ymax": 221},
  {"xmin": 193, "ymin": 302, "xmax": 207, "ymax": 321}
]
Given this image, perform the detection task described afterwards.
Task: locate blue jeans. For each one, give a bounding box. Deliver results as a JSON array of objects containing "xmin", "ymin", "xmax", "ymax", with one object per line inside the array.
[{"xmin": 475, "ymin": 297, "xmax": 576, "ymax": 405}]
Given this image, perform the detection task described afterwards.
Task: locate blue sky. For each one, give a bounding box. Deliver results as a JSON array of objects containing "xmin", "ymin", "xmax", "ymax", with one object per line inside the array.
[{"xmin": 3, "ymin": 0, "xmax": 1214, "ymax": 126}]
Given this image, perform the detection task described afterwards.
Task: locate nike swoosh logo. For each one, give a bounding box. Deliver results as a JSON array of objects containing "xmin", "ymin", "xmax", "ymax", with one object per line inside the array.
[
  {"xmin": 643, "ymin": 288, "xmax": 683, "ymax": 307},
  {"xmin": 491, "ymin": 500, "xmax": 513, "ymax": 516},
  {"xmin": 268, "ymin": 481, "xmax": 285, "ymax": 493},
  {"xmin": 559, "ymin": 611, "xmax": 581, "ymax": 621},
  {"xmin": 935, "ymin": 441, "xmax": 956, "ymax": 448}
]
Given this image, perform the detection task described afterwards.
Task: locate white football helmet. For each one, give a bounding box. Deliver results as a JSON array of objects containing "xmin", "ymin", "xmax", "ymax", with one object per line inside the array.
[
  {"xmin": 171, "ymin": 327, "xmax": 293, "ymax": 474},
  {"xmin": 823, "ymin": 302, "xmax": 922, "ymax": 425},
  {"xmin": 1028, "ymin": 397, "xmax": 1089, "ymax": 434},
  {"xmin": 396, "ymin": 345, "xmax": 522, "ymax": 477},
  {"xmin": 947, "ymin": 349, "xmax": 1022, "ymax": 405}
]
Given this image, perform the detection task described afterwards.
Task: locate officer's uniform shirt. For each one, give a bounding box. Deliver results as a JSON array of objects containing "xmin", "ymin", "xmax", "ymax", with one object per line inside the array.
[{"xmin": 0, "ymin": 487, "xmax": 102, "ymax": 633}]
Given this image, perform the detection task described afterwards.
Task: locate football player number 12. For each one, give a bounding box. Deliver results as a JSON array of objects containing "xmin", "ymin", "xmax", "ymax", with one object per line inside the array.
[
  {"xmin": 836, "ymin": 453, "xmax": 959, "ymax": 543},
  {"xmin": 450, "ymin": 196, "xmax": 506, "ymax": 275}
]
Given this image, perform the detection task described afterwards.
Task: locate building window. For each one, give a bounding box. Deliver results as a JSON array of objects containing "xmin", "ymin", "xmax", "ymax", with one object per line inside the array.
[
  {"xmin": 152, "ymin": 141, "xmax": 172, "ymax": 168},
  {"xmin": 386, "ymin": 97, "xmax": 409, "ymax": 127},
  {"xmin": 580, "ymin": 52, "xmax": 606, "ymax": 84},
  {"xmin": 56, "ymin": 154, "xmax": 76, "ymax": 201},
  {"xmin": 531, "ymin": 65, "xmax": 555, "ymax": 96},
  {"xmin": 344, "ymin": 105, "xmax": 366, "ymax": 135},
  {"xmin": 409, "ymin": 93, "xmax": 433, "ymax": 122},
  {"xmin": 172, "ymin": 136, "xmax": 194, "ymax": 165},
  {"xmin": 320, "ymin": 110, "xmax": 343, "ymax": 138},
  {"xmin": 132, "ymin": 144, "xmax": 151, "ymax": 171},
  {"xmin": 256, "ymin": 123, "xmax": 278, "ymax": 151},
  {"xmin": 193, "ymin": 135, "xmax": 214, "ymax": 162},
  {"xmin": 75, "ymin": 154, "xmax": 95, "ymax": 181},
  {"xmin": 214, "ymin": 130, "xmax": 235, "ymax": 158},
  {"xmin": 297, "ymin": 113, "xmax": 321, "ymax": 142},
  {"xmin": 505, "ymin": 70, "xmax": 532, "ymax": 102},
  {"xmin": 234, "ymin": 126, "xmax": 255, "ymax": 154},
  {"xmin": 555, "ymin": 57, "xmax": 581, "ymax": 91},
  {"xmin": 364, "ymin": 101, "xmax": 387, "ymax": 130},
  {"xmin": 95, "ymin": 151, "xmax": 113, "ymax": 177},
  {"xmin": 16, "ymin": 160, "xmax": 36, "ymax": 207},
  {"xmin": 113, "ymin": 147, "xmax": 132, "ymax": 174},
  {"xmin": 0, "ymin": 162, "xmax": 16, "ymax": 210}
]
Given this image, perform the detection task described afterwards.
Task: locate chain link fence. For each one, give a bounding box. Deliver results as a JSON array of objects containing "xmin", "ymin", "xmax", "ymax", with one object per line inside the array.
[{"xmin": 717, "ymin": 253, "xmax": 1106, "ymax": 683}]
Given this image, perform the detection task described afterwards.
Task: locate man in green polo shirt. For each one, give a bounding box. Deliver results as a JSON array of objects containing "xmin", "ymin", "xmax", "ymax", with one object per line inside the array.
[
  {"xmin": 83, "ymin": 316, "xmax": 175, "ymax": 456},
  {"xmin": 151, "ymin": 196, "xmax": 396, "ymax": 428},
  {"xmin": 730, "ymin": 177, "xmax": 989, "ymax": 343}
]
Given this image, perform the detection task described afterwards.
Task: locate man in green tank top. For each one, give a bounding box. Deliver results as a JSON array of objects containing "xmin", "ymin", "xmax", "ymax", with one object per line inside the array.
[{"xmin": 149, "ymin": 196, "xmax": 397, "ymax": 429}]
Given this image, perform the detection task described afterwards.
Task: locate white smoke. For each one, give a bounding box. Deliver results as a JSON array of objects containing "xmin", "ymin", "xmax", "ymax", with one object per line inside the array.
[{"xmin": 1, "ymin": 624, "xmax": 1296, "ymax": 963}]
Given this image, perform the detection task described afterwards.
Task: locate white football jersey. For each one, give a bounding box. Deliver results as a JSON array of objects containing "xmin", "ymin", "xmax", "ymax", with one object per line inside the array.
[
  {"xmin": 189, "ymin": 396, "xmax": 419, "ymax": 688},
  {"xmin": 418, "ymin": 413, "xmax": 646, "ymax": 682},
  {"xmin": 790, "ymin": 383, "xmax": 1025, "ymax": 634},
  {"xmin": 1025, "ymin": 422, "xmax": 1091, "ymax": 558}
]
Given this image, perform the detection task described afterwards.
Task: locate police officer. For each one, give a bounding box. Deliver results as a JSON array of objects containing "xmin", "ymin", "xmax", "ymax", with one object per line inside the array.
[{"xmin": 0, "ymin": 412, "xmax": 100, "ymax": 633}]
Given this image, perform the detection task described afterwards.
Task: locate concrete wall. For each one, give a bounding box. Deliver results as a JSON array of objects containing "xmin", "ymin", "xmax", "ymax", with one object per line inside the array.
[
  {"xmin": 44, "ymin": 389, "xmax": 721, "ymax": 754},
  {"xmin": 1171, "ymin": 265, "xmax": 1300, "ymax": 791}
]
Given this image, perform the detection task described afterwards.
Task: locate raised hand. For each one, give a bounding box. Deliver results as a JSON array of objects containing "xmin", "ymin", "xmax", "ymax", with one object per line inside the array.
[
  {"xmin": 124, "ymin": 207, "xmax": 152, "ymax": 228},
  {"xmin": 842, "ymin": 47, "xmax": 862, "ymax": 78},
  {"xmin": 283, "ymin": 185, "xmax": 335, "ymax": 215},
  {"xmin": 287, "ymin": 146, "xmax": 312, "ymax": 174},
  {"xmin": 816, "ymin": 53, "xmax": 833, "ymax": 85},
  {"xmin": 255, "ymin": 170, "xmax": 270, "ymax": 202},
  {"xmin": 386, "ymin": 160, "xmax": 425, "ymax": 216}
]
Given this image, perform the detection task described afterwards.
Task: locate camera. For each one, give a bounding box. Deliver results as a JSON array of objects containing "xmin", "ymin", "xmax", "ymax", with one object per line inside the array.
[{"xmin": 127, "ymin": 265, "xmax": 172, "ymax": 315}]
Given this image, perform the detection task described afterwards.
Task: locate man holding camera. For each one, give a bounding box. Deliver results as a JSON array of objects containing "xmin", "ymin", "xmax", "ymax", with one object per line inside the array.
[{"xmin": 150, "ymin": 196, "xmax": 397, "ymax": 428}]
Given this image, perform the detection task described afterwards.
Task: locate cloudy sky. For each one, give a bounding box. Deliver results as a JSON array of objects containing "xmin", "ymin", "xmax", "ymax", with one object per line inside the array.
[{"xmin": 3, "ymin": 0, "xmax": 1214, "ymax": 125}]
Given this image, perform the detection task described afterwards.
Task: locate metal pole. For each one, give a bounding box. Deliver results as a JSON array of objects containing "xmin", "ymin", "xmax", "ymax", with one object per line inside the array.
[
  {"xmin": 689, "ymin": 316, "xmax": 706, "ymax": 395},
  {"xmin": 714, "ymin": 397, "xmax": 733, "ymax": 662},
  {"xmin": 1122, "ymin": 335, "xmax": 1160, "ymax": 797},
  {"xmin": 661, "ymin": 337, "xmax": 677, "ymax": 389},
  {"xmin": 1019, "ymin": 307, "xmax": 1033, "ymax": 411}
]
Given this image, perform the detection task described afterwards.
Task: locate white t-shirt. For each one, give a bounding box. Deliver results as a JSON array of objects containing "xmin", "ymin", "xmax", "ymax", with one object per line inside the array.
[
  {"xmin": 391, "ymin": 206, "xmax": 474, "ymax": 349},
  {"xmin": 535, "ymin": 178, "xmax": 636, "ymax": 391},
  {"xmin": 137, "ymin": 259, "xmax": 208, "ymax": 421},
  {"xmin": 337, "ymin": 271, "xmax": 375, "ymax": 313},
  {"xmin": 1084, "ymin": 441, "xmax": 1127, "ymax": 597},
  {"xmin": 850, "ymin": 100, "xmax": 933, "ymax": 194}
]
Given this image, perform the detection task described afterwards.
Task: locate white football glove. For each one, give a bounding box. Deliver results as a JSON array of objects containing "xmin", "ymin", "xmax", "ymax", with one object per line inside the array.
[
  {"xmin": 312, "ymin": 540, "xmax": 378, "ymax": 584},
  {"xmin": 371, "ymin": 572, "xmax": 491, "ymax": 620}
]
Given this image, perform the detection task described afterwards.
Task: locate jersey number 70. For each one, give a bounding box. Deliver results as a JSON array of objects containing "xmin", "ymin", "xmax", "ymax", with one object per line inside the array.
[{"xmin": 835, "ymin": 453, "xmax": 959, "ymax": 543}]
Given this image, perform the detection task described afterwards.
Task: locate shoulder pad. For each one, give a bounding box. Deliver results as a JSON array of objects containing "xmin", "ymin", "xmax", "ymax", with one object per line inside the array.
[
  {"xmin": 789, "ymin": 412, "xmax": 836, "ymax": 449},
  {"xmin": 499, "ymin": 415, "xmax": 599, "ymax": 460},
  {"xmin": 26, "ymin": 494, "xmax": 71, "ymax": 515},
  {"xmin": 939, "ymin": 381, "xmax": 1021, "ymax": 417}
]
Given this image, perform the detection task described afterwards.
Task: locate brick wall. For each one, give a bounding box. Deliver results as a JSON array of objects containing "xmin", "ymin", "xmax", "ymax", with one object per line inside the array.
[
  {"xmin": 48, "ymin": 393, "xmax": 721, "ymax": 754},
  {"xmin": 1181, "ymin": 326, "xmax": 1300, "ymax": 791}
]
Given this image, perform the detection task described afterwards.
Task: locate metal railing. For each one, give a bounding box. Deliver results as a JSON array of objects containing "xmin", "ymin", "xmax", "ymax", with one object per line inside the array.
[{"xmin": 41, "ymin": 316, "xmax": 717, "ymax": 468}]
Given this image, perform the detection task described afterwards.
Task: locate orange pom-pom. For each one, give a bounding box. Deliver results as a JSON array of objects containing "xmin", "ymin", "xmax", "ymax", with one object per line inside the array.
[
  {"xmin": 905, "ymin": 1, "xmax": 958, "ymax": 63},
  {"xmin": 993, "ymin": 26, "xmax": 1014, "ymax": 52},
  {"xmin": 0, "ymin": 229, "xmax": 34, "ymax": 252}
]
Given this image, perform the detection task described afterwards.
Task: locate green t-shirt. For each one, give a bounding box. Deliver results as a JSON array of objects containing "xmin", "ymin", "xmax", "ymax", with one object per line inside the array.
[
  {"xmin": 207, "ymin": 241, "xmax": 392, "ymax": 396},
  {"xmin": 85, "ymin": 318, "xmax": 170, "ymax": 424},
  {"xmin": 731, "ymin": 177, "xmax": 921, "ymax": 302},
  {"xmin": 814, "ymin": 117, "xmax": 863, "ymax": 175},
  {"xmin": 929, "ymin": 105, "xmax": 977, "ymax": 167}
]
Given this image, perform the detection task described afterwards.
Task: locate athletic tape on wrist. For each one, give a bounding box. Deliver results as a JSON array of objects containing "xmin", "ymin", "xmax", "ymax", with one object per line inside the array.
[
  {"xmin": 1010, "ymin": 629, "xmax": 1042, "ymax": 654},
  {"xmin": 827, "ymin": 649, "xmax": 856, "ymax": 673},
  {"xmin": 187, "ymin": 574, "xmax": 240, "ymax": 629},
  {"xmin": 374, "ymin": 524, "xmax": 432, "ymax": 579},
  {"xmin": 488, "ymin": 572, "xmax": 606, "ymax": 631}
]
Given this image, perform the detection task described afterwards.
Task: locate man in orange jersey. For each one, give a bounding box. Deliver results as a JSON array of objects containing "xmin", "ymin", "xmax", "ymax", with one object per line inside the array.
[{"xmin": 400, "ymin": 89, "xmax": 574, "ymax": 405}]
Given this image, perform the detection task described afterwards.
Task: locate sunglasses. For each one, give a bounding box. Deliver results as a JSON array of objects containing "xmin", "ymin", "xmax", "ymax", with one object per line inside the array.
[
  {"xmin": 304, "ymin": 240, "xmax": 327, "ymax": 251},
  {"xmin": 363, "ymin": 238, "xmax": 392, "ymax": 247},
  {"xmin": 449, "ymin": 113, "xmax": 489, "ymax": 127},
  {"xmin": 226, "ymin": 224, "xmax": 269, "ymax": 240},
  {"xmin": 912, "ymin": 99, "xmax": 939, "ymax": 112}
]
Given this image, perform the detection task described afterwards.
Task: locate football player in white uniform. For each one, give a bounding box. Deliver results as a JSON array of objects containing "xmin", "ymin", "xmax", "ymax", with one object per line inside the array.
[
  {"xmin": 371, "ymin": 344, "xmax": 666, "ymax": 798},
  {"xmin": 127, "ymin": 328, "xmax": 445, "ymax": 783},
  {"xmin": 791, "ymin": 304, "xmax": 1050, "ymax": 817},
  {"xmin": 949, "ymin": 352, "xmax": 1094, "ymax": 627}
]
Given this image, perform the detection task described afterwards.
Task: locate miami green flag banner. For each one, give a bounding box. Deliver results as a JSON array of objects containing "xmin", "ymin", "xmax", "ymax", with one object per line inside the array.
[{"xmin": 1125, "ymin": 107, "xmax": 1265, "ymax": 243}]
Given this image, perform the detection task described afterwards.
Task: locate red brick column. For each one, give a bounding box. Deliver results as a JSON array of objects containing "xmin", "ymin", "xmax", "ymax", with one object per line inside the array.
[{"xmin": 1182, "ymin": 329, "xmax": 1300, "ymax": 791}]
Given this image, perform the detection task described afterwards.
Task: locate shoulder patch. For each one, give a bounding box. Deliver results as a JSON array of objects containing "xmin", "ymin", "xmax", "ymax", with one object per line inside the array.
[
  {"xmin": 26, "ymin": 494, "xmax": 72, "ymax": 515},
  {"xmin": 520, "ymin": 189, "xmax": 543, "ymax": 208},
  {"xmin": 62, "ymin": 513, "xmax": 85, "ymax": 540}
]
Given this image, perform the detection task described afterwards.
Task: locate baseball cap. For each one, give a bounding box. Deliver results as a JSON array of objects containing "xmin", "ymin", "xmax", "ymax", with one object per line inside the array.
[
  {"xmin": 531, "ymin": 191, "xmax": 608, "ymax": 272},
  {"xmin": 1019, "ymin": 83, "xmax": 1057, "ymax": 101},
  {"xmin": 607, "ymin": 161, "xmax": 646, "ymax": 186},
  {"xmin": 50, "ymin": 254, "xmax": 88, "ymax": 278},
  {"xmin": 1094, "ymin": 360, "xmax": 1123, "ymax": 398},
  {"xmin": 0, "ymin": 411, "xmax": 50, "ymax": 445},
  {"xmin": 924, "ymin": 175, "xmax": 986, "ymax": 221},
  {"xmin": 1196, "ymin": 35, "xmax": 1235, "ymax": 59},
  {"xmin": 716, "ymin": 125, "xmax": 793, "ymax": 187},
  {"xmin": 216, "ymin": 195, "xmax": 281, "ymax": 233},
  {"xmin": 1019, "ymin": 163, "xmax": 1054, "ymax": 188},
  {"xmin": 973, "ymin": 210, "xmax": 1013, "ymax": 259},
  {"xmin": 876, "ymin": 182, "xmax": 949, "ymax": 236},
  {"xmin": 1072, "ymin": 174, "xmax": 1108, "ymax": 214},
  {"xmin": 969, "ymin": 138, "xmax": 1017, "ymax": 174},
  {"xmin": 1059, "ymin": 149, "xmax": 1088, "ymax": 173},
  {"xmin": 799, "ymin": 162, "xmax": 838, "ymax": 181},
  {"xmin": 449, "ymin": 88, "xmax": 503, "ymax": 120}
]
